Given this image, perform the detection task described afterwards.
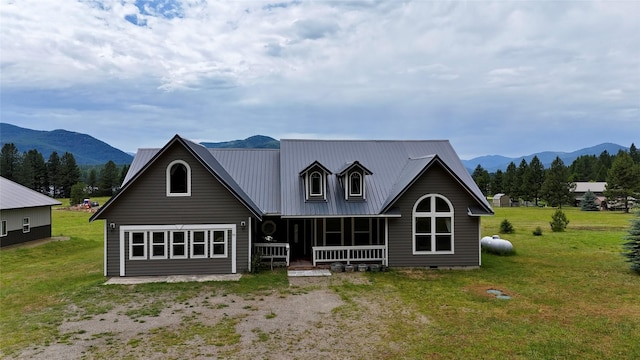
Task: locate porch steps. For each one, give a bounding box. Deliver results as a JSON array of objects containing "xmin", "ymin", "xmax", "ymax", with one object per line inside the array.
[{"xmin": 287, "ymin": 269, "xmax": 331, "ymax": 277}]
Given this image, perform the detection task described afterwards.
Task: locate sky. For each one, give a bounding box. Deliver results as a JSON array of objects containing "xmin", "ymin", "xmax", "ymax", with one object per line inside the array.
[{"xmin": 1, "ymin": 0, "xmax": 638, "ymax": 159}]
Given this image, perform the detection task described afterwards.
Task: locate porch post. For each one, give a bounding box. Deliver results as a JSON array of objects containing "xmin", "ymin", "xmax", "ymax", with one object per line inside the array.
[{"xmin": 384, "ymin": 218, "xmax": 389, "ymax": 266}]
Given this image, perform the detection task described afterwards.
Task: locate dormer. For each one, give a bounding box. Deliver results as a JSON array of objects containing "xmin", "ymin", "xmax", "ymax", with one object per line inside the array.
[
  {"xmin": 300, "ymin": 161, "xmax": 332, "ymax": 201},
  {"xmin": 336, "ymin": 161, "xmax": 372, "ymax": 201}
]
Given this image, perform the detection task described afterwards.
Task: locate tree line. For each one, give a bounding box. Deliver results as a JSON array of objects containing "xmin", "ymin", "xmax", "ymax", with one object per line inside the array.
[
  {"xmin": 471, "ymin": 143, "xmax": 640, "ymax": 212},
  {"xmin": 0, "ymin": 143, "xmax": 129, "ymax": 199}
]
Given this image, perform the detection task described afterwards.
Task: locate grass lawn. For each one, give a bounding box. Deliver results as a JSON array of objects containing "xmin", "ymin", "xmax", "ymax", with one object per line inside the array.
[{"xmin": 1, "ymin": 203, "xmax": 639, "ymax": 358}]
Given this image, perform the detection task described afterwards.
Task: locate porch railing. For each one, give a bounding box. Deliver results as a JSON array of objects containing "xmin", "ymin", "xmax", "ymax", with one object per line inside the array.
[
  {"xmin": 253, "ymin": 243, "xmax": 290, "ymax": 266},
  {"xmin": 312, "ymin": 245, "xmax": 386, "ymax": 266}
]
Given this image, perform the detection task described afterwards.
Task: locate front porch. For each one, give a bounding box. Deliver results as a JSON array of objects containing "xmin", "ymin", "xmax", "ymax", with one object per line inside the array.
[{"xmin": 253, "ymin": 243, "xmax": 387, "ymax": 269}]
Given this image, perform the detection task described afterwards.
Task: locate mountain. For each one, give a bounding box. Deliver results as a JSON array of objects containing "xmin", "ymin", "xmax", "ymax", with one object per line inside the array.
[
  {"xmin": 462, "ymin": 142, "xmax": 629, "ymax": 173},
  {"xmin": 201, "ymin": 135, "xmax": 280, "ymax": 149},
  {"xmin": 0, "ymin": 123, "xmax": 134, "ymax": 165}
]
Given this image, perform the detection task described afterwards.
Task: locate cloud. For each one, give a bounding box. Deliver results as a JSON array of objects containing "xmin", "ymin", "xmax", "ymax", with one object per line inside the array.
[{"xmin": 0, "ymin": 0, "xmax": 638, "ymax": 158}]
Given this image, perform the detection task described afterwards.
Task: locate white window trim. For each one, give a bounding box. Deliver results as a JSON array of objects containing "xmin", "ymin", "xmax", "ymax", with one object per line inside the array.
[
  {"xmin": 1, "ymin": 219, "xmax": 7, "ymax": 237},
  {"xmin": 129, "ymin": 231, "xmax": 148, "ymax": 260},
  {"xmin": 190, "ymin": 230, "xmax": 209, "ymax": 259},
  {"xmin": 166, "ymin": 160, "xmax": 192, "ymax": 197},
  {"xmin": 22, "ymin": 217, "xmax": 30, "ymax": 233},
  {"xmin": 348, "ymin": 172, "xmax": 363, "ymax": 197},
  {"xmin": 308, "ymin": 171, "xmax": 324, "ymax": 198},
  {"xmin": 170, "ymin": 230, "xmax": 189, "ymax": 259},
  {"xmin": 150, "ymin": 231, "xmax": 168, "ymax": 259},
  {"xmin": 412, "ymin": 194, "xmax": 455, "ymax": 255},
  {"xmin": 210, "ymin": 229, "xmax": 228, "ymax": 258}
]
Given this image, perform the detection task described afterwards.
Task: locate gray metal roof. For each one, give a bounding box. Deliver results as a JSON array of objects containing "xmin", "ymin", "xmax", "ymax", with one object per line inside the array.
[
  {"xmin": 210, "ymin": 149, "xmax": 281, "ymax": 215},
  {"xmin": 0, "ymin": 176, "xmax": 61, "ymax": 210},
  {"xmin": 280, "ymin": 139, "xmax": 492, "ymax": 217},
  {"xmin": 97, "ymin": 136, "xmax": 492, "ymax": 220}
]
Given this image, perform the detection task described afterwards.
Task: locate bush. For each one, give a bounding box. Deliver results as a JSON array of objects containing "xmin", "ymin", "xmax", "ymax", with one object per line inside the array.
[
  {"xmin": 550, "ymin": 209, "xmax": 569, "ymax": 232},
  {"xmin": 622, "ymin": 210, "xmax": 640, "ymax": 274},
  {"xmin": 499, "ymin": 219, "xmax": 514, "ymax": 234},
  {"xmin": 532, "ymin": 226, "xmax": 543, "ymax": 236}
]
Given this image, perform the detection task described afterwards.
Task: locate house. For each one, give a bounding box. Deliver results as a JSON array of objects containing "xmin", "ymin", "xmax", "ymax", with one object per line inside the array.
[
  {"xmin": 0, "ymin": 176, "xmax": 61, "ymax": 247},
  {"xmin": 90, "ymin": 135, "xmax": 493, "ymax": 277},
  {"xmin": 492, "ymin": 193, "xmax": 511, "ymax": 208},
  {"xmin": 571, "ymin": 182, "xmax": 607, "ymax": 207}
]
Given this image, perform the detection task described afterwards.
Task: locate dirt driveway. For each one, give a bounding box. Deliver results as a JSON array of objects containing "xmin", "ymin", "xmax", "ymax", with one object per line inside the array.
[{"xmin": 13, "ymin": 273, "xmax": 426, "ymax": 360}]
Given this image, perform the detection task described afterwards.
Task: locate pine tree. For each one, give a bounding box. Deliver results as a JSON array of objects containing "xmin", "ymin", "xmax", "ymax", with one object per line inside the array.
[
  {"xmin": 490, "ymin": 169, "xmax": 504, "ymax": 195},
  {"xmin": 541, "ymin": 157, "xmax": 574, "ymax": 208},
  {"xmin": 622, "ymin": 210, "xmax": 640, "ymax": 274},
  {"xmin": 630, "ymin": 143, "xmax": 640, "ymax": 164},
  {"xmin": 472, "ymin": 165, "xmax": 490, "ymax": 196},
  {"xmin": 0, "ymin": 143, "xmax": 21, "ymax": 181},
  {"xmin": 59, "ymin": 152, "xmax": 81, "ymax": 198},
  {"xmin": 524, "ymin": 156, "xmax": 545, "ymax": 206},
  {"xmin": 99, "ymin": 160, "xmax": 119, "ymax": 196},
  {"xmin": 516, "ymin": 159, "xmax": 529, "ymax": 205},
  {"xmin": 580, "ymin": 190, "xmax": 600, "ymax": 211},
  {"xmin": 47, "ymin": 152, "xmax": 62, "ymax": 197},
  {"xmin": 605, "ymin": 151, "xmax": 640, "ymax": 213},
  {"xmin": 504, "ymin": 162, "xmax": 517, "ymax": 199}
]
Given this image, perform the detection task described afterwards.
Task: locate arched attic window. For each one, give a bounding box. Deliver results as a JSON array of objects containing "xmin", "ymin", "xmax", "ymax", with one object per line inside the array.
[
  {"xmin": 413, "ymin": 194, "xmax": 454, "ymax": 254},
  {"xmin": 349, "ymin": 172, "xmax": 362, "ymax": 197},
  {"xmin": 166, "ymin": 160, "xmax": 191, "ymax": 197},
  {"xmin": 309, "ymin": 171, "xmax": 323, "ymax": 197}
]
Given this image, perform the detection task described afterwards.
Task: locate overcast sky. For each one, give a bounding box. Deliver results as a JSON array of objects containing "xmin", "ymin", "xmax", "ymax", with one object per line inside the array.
[{"xmin": 1, "ymin": 0, "xmax": 638, "ymax": 159}]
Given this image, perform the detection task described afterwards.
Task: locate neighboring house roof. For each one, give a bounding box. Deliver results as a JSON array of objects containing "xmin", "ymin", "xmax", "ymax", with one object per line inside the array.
[
  {"xmin": 93, "ymin": 136, "xmax": 493, "ymax": 220},
  {"xmin": 0, "ymin": 176, "xmax": 61, "ymax": 210},
  {"xmin": 572, "ymin": 182, "xmax": 607, "ymax": 193},
  {"xmin": 494, "ymin": 193, "xmax": 507, "ymax": 199}
]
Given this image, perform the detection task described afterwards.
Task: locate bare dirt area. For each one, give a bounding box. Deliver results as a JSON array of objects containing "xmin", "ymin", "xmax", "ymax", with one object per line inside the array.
[{"xmin": 12, "ymin": 273, "xmax": 424, "ymax": 360}]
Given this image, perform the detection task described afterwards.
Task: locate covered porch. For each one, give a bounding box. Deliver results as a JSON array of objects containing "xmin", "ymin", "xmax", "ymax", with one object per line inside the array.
[{"xmin": 251, "ymin": 217, "xmax": 391, "ymax": 269}]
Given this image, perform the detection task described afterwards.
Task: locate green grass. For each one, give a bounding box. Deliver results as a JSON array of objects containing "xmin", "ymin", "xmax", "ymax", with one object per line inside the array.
[{"xmin": 1, "ymin": 204, "xmax": 639, "ymax": 358}]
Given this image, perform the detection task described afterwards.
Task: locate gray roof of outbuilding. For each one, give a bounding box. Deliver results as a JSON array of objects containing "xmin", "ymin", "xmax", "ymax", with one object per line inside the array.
[
  {"xmin": 280, "ymin": 139, "xmax": 492, "ymax": 217},
  {"xmin": 0, "ymin": 176, "xmax": 61, "ymax": 210}
]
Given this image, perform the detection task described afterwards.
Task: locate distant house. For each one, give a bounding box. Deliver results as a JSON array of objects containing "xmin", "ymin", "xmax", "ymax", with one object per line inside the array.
[
  {"xmin": 492, "ymin": 194, "xmax": 511, "ymax": 208},
  {"xmin": 90, "ymin": 135, "xmax": 494, "ymax": 277},
  {"xmin": 572, "ymin": 182, "xmax": 607, "ymax": 207},
  {"xmin": 0, "ymin": 177, "xmax": 61, "ymax": 247}
]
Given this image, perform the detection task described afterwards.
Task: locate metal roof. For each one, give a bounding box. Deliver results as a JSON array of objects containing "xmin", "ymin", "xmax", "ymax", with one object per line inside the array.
[
  {"xmin": 0, "ymin": 176, "xmax": 61, "ymax": 210},
  {"xmin": 572, "ymin": 182, "xmax": 607, "ymax": 193},
  {"xmin": 280, "ymin": 139, "xmax": 492, "ymax": 217}
]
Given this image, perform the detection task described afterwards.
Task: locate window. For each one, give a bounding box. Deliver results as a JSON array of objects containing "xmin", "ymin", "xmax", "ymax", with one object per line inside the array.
[
  {"xmin": 413, "ymin": 194, "xmax": 454, "ymax": 254},
  {"xmin": 1, "ymin": 220, "xmax": 7, "ymax": 237},
  {"xmin": 353, "ymin": 218, "xmax": 371, "ymax": 245},
  {"xmin": 129, "ymin": 232, "xmax": 147, "ymax": 259},
  {"xmin": 310, "ymin": 171, "xmax": 323, "ymax": 196},
  {"xmin": 324, "ymin": 218, "xmax": 342, "ymax": 246},
  {"xmin": 349, "ymin": 172, "xmax": 362, "ymax": 197},
  {"xmin": 211, "ymin": 230, "xmax": 227, "ymax": 257},
  {"xmin": 150, "ymin": 231, "xmax": 167, "ymax": 259},
  {"xmin": 22, "ymin": 218, "xmax": 30, "ymax": 233},
  {"xmin": 191, "ymin": 230, "xmax": 208, "ymax": 258},
  {"xmin": 166, "ymin": 160, "xmax": 191, "ymax": 196},
  {"xmin": 171, "ymin": 231, "xmax": 188, "ymax": 258}
]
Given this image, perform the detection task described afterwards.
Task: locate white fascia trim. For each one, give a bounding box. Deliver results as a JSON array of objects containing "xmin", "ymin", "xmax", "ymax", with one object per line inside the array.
[
  {"xmin": 247, "ymin": 217, "xmax": 252, "ymax": 273},
  {"xmin": 103, "ymin": 221, "xmax": 107, "ymax": 277},
  {"xmin": 281, "ymin": 214, "xmax": 402, "ymax": 219},
  {"xmin": 231, "ymin": 224, "xmax": 237, "ymax": 274},
  {"xmin": 119, "ymin": 226, "xmax": 125, "ymax": 276}
]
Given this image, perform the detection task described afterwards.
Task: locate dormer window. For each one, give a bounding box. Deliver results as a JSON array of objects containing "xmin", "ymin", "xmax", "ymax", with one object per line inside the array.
[
  {"xmin": 349, "ymin": 172, "xmax": 362, "ymax": 197},
  {"xmin": 300, "ymin": 161, "xmax": 331, "ymax": 201},
  {"xmin": 167, "ymin": 160, "xmax": 191, "ymax": 197},
  {"xmin": 337, "ymin": 161, "xmax": 372, "ymax": 201}
]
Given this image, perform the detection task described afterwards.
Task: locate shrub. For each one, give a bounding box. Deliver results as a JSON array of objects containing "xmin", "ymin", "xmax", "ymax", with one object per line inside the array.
[
  {"xmin": 580, "ymin": 190, "xmax": 600, "ymax": 211},
  {"xmin": 622, "ymin": 210, "xmax": 640, "ymax": 274},
  {"xmin": 69, "ymin": 182, "xmax": 88, "ymax": 206},
  {"xmin": 532, "ymin": 226, "xmax": 543, "ymax": 236},
  {"xmin": 499, "ymin": 219, "xmax": 514, "ymax": 234},
  {"xmin": 550, "ymin": 209, "xmax": 569, "ymax": 232}
]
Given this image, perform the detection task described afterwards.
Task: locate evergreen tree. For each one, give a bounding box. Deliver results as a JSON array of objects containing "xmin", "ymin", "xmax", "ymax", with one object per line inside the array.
[
  {"xmin": 622, "ymin": 210, "xmax": 640, "ymax": 274},
  {"xmin": 99, "ymin": 160, "xmax": 119, "ymax": 196},
  {"xmin": 59, "ymin": 152, "xmax": 81, "ymax": 198},
  {"xmin": 605, "ymin": 151, "xmax": 640, "ymax": 213},
  {"xmin": 630, "ymin": 143, "xmax": 640, "ymax": 164},
  {"xmin": 490, "ymin": 169, "xmax": 504, "ymax": 195},
  {"xmin": 504, "ymin": 162, "xmax": 517, "ymax": 199},
  {"xmin": 70, "ymin": 182, "xmax": 89, "ymax": 206},
  {"xmin": 471, "ymin": 165, "xmax": 490, "ymax": 196},
  {"xmin": 541, "ymin": 156, "xmax": 573, "ymax": 208},
  {"xmin": 88, "ymin": 168, "xmax": 98, "ymax": 194},
  {"xmin": 524, "ymin": 156, "xmax": 545, "ymax": 206},
  {"xmin": 515, "ymin": 159, "xmax": 528, "ymax": 204},
  {"xmin": 569, "ymin": 154, "xmax": 599, "ymax": 181},
  {"xmin": 0, "ymin": 143, "xmax": 21, "ymax": 181},
  {"xmin": 580, "ymin": 190, "xmax": 600, "ymax": 211},
  {"xmin": 119, "ymin": 164, "xmax": 130, "ymax": 185},
  {"xmin": 47, "ymin": 152, "xmax": 62, "ymax": 197},
  {"xmin": 20, "ymin": 149, "xmax": 48, "ymax": 193}
]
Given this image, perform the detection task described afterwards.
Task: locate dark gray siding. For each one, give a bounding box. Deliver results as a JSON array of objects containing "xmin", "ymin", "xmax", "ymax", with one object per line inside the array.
[
  {"xmin": 388, "ymin": 163, "xmax": 481, "ymax": 268},
  {"xmin": 0, "ymin": 224, "xmax": 52, "ymax": 247},
  {"xmin": 99, "ymin": 143, "xmax": 254, "ymax": 276}
]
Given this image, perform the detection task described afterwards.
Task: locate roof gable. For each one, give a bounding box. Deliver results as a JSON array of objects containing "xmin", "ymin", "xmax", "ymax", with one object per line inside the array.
[
  {"xmin": 91, "ymin": 135, "xmax": 264, "ymax": 221},
  {"xmin": 336, "ymin": 161, "xmax": 373, "ymax": 177}
]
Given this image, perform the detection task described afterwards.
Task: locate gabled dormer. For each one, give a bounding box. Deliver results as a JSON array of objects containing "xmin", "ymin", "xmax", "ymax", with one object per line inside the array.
[
  {"xmin": 300, "ymin": 161, "xmax": 332, "ymax": 201},
  {"xmin": 336, "ymin": 161, "xmax": 372, "ymax": 201}
]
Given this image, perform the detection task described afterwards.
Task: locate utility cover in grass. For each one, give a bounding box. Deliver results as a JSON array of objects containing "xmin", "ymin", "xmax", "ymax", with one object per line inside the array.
[{"xmin": 487, "ymin": 289, "xmax": 511, "ymax": 300}]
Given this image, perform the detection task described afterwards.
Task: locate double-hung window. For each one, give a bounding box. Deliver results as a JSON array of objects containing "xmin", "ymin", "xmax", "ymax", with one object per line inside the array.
[
  {"xmin": 211, "ymin": 230, "xmax": 227, "ymax": 257},
  {"xmin": 1, "ymin": 220, "xmax": 7, "ymax": 237},
  {"xmin": 191, "ymin": 230, "xmax": 208, "ymax": 258},
  {"xmin": 413, "ymin": 194, "xmax": 454, "ymax": 254},
  {"xmin": 150, "ymin": 231, "xmax": 168, "ymax": 259},
  {"xmin": 171, "ymin": 231, "xmax": 188, "ymax": 258},
  {"xmin": 129, "ymin": 231, "xmax": 147, "ymax": 259},
  {"xmin": 22, "ymin": 218, "xmax": 30, "ymax": 233}
]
